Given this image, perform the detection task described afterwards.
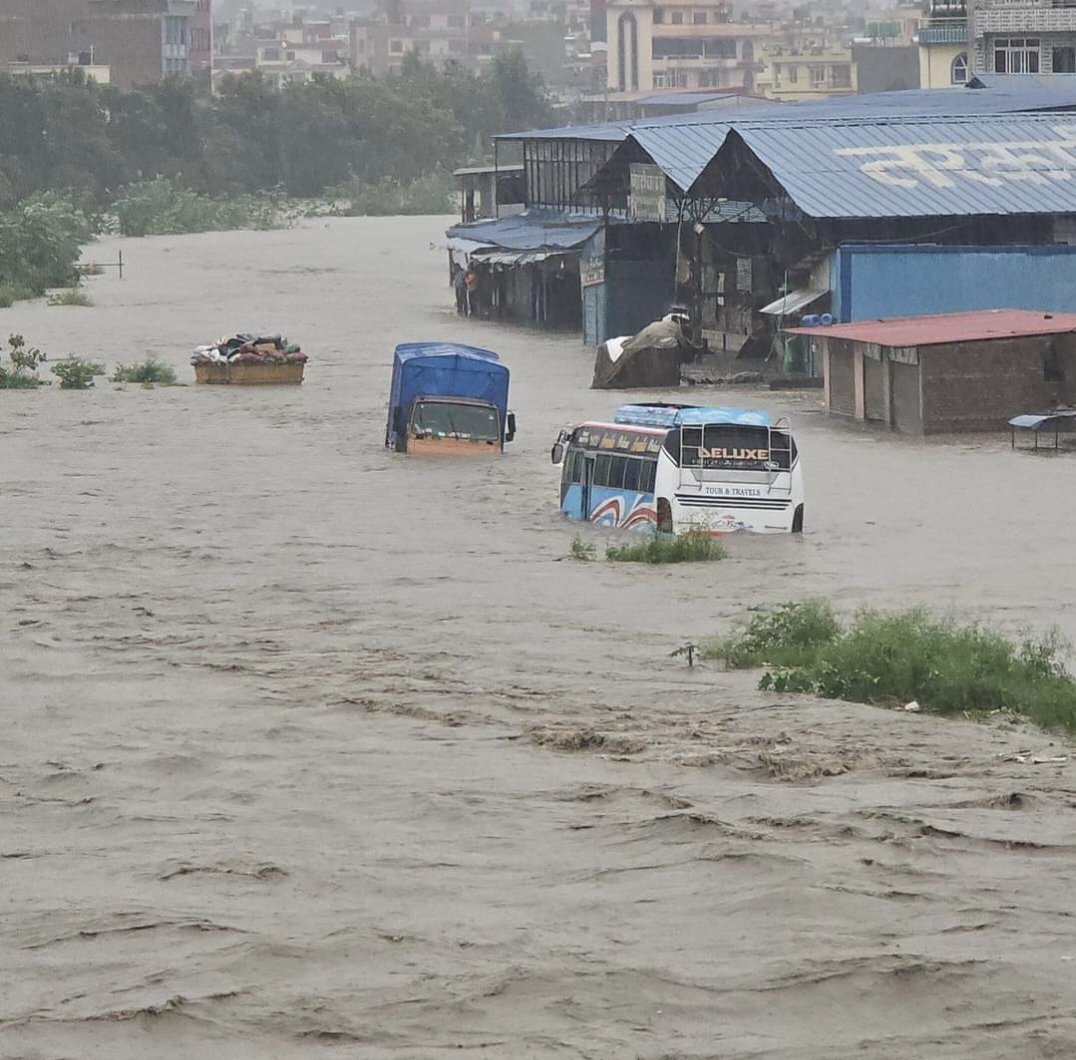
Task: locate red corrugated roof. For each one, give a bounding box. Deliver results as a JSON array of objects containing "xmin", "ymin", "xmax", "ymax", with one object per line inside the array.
[{"xmin": 785, "ymin": 309, "xmax": 1076, "ymax": 348}]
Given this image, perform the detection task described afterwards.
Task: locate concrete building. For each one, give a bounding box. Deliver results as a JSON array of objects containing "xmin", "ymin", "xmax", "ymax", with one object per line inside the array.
[
  {"xmin": 0, "ymin": 0, "xmax": 196, "ymax": 86},
  {"xmin": 190, "ymin": 0, "xmax": 212, "ymax": 80},
  {"xmin": 918, "ymin": 0, "xmax": 969, "ymax": 88},
  {"xmin": 351, "ymin": 0, "xmax": 496, "ymax": 75},
  {"xmin": 791, "ymin": 309, "xmax": 1076, "ymax": 434},
  {"xmin": 605, "ymin": 0, "xmax": 766, "ymax": 93},
  {"xmin": 969, "ymin": 0, "xmax": 1076, "ymax": 74},
  {"xmin": 756, "ymin": 43, "xmax": 857, "ymax": 100}
]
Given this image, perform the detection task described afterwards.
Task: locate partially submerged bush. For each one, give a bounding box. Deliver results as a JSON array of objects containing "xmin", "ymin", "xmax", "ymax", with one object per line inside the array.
[
  {"xmin": 569, "ymin": 534, "xmax": 596, "ymax": 561},
  {"xmin": 606, "ymin": 532, "xmax": 726, "ymax": 564},
  {"xmin": 704, "ymin": 599, "xmax": 841, "ymax": 669},
  {"xmin": 0, "ymin": 193, "xmax": 93, "ymax": 300},
  {"xmin": 51, "ymin": 356, "xmax": 104, "ymax": 389},
  {"xmin": 113, "ymin": 177, "xmax": 281, "ymax": 237},
  {"xmin": 47, "ymin": 288, "xmax": 93, "ymax": 307},
  {"xmin": 330, "ymin": 172, "xmax": 455, "ymax": 217},
  {"xmin": 112, "ymin": 355, "xmax": 177, "ymax": 385},
  {"xmin": 707, "ymin": 601, "xmax": 1076, "ymax": 732},
  {"xmin": 0, "ymin": 334, "xmax": 47, "ymax": 389}
]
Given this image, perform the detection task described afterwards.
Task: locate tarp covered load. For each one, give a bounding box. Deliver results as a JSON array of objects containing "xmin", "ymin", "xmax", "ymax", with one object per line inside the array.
[
  {"xmin": 592, "ymin": 313, "xmax": 686, "ymax": 389},
  {"xmin": 191, "ymin": 333, "xmax": 308, "ymax": 366},
  {"xmin": 386, "ymin": 342, "xmax": 510, "ymax": 448}
]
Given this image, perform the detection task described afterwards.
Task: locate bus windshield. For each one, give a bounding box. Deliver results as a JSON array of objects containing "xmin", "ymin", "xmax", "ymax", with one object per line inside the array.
[
  {"xmin": 413, "ymin": 400, "xmax": 499, "ymax": 442},
  {"xmin": 664, "ymin": 424, "xmax": 796, "ymax": 471}
]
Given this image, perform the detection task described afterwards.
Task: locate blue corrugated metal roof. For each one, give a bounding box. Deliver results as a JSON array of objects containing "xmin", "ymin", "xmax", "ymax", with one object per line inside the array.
[
  {"xmin": 499, "ymin": 77, "xmax": 1076, "ymax": 143},
  {"xmin": 635, "ymin": 91, "xmax": 741, "ymax": 109},
  {"xmin": 712, "ymin": 115, "xmax": 1076, "ymax": 219},
  {"xmin": 629, "ymin": 122, "xmax": 732, "ymax": 191},
  {"xmin": 444, "ymin": 209, "xmax": 603, "ymax": 251}
]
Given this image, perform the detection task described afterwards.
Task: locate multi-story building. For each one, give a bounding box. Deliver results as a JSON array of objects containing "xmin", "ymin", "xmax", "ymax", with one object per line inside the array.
[
  {"xmin": 0, "ymin": 0, "xmax": 196, "ymax": 86},
  {"xmin": 918, "ymin": 0, "xmax": 968, "ymax": 87},
  {"xmin": 190, "ymin": 0, "xmax": 212, "ymax": 80},
  {"xmin": 605, "ymin": 0, "xmax": 766, "ymax": 93},
  {"xmin": 351, "ymin": 0, "xmax": 501, "ymax": 75},
  {"xmin": 756, "ymin": 42, "xmax": 857, "ymax": 100},
  {"xmin": 969, "ymin": 0, "xmax": 1076, "ymax": 74}
]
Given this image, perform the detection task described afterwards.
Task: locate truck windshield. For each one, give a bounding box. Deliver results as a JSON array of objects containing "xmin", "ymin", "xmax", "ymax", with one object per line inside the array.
[{"xmin": 413, "ymin": 401, "xmax": 500, "ymax": 442}]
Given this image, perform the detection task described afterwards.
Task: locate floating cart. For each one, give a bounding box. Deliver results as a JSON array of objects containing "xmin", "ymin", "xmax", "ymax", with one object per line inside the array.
[{"xmin": 192, "ymin": 333, "xmax": 307, "ymax": 385}]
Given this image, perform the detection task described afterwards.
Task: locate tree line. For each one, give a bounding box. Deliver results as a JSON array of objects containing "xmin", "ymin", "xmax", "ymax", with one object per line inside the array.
[{"xmin": 0, "ymin": 51, "xmax": 553, "ymax": 207}]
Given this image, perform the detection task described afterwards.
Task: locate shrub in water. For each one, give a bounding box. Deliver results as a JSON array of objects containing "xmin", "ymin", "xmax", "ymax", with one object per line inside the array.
[
  {"xmin": 51, "ymin": 356, "xmax": 104, "ymax": 389},
  {"xmin": 606, "ymin": 531, "xmax": 726, "ymax": 564},
  {"xmin": 0, "ymin": 334, "xmax": 47, "ymax": 389},
  {"xmin": 47, "ymin": 288, "xmax": 93, "ymax": 307},
  {"xmin": 710, "ymin": 601, "xmax": 1076, "ymax": 733},
  {"xmin": 112, "ymin": 355, "xmax": 177, "ymax": 385},
  {"xmin": 704, "ymin": 599, "xmax": 841, "ymax": 669}
]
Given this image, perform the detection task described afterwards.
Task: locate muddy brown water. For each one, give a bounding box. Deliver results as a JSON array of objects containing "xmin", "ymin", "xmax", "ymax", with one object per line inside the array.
[{"xmin": 2, "ymin": 216, "xmax": 1076, "ymax": 1059}]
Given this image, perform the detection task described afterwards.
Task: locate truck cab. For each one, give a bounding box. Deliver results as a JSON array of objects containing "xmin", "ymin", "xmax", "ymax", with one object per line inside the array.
[{"xmin": 386, "ymin": 343, "xmax": 516, "ymax": 455}]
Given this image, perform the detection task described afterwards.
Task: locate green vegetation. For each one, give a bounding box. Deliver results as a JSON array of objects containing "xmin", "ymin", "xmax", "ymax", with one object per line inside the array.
[
  {"xmin": 0, "ymin": 193, "xmax": 94, "ymax": 303},
  {"xmin": 51, "ymin": 356, "xmax": 104, "ymax": 390},
  {"xmin": 47, "ymin": 288, "xmax": 93, "ymax": 307},
  {"xmin": 705, "ymin": 599, "xmax": 841, "ymax": 669},
  {"xmin": 705, "ymin": 601, "xmax": 1076, "ymax": 732},
  {"xmin": 113, "ymin": 178, "xmax": 280, "ymax": 237},
  {"xmin": 606, "ymin": 532, "xmax": 727, "ymax": 564},
  {"xmin": 0, "ymin": 58, "xmax": 553, "ymax": 303},
  {"xmin": 0, "ymin": 58, "xmax": 551, "ymax": 205},
  {"xmin": 330, "ymin": 172, "xmax": 456, "ymax": 217},
  {"xmin": 0, "ymin": 334, "xmax": 47, "ymax": 388},
  {"xmin": 112, "ymin": 355, "xmax": 177, "ymax": 385},
  {"xmin": 569, "ymin": 534, "xmax": 596, "ymax": 561}
]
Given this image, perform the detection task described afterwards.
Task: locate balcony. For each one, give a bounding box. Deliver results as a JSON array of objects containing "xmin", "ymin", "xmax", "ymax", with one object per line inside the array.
[
  {"xmin": 975, "ymin": 3, "xmax": 1076, "ymax": 34},
  {"xmin": 918, "ymin": 23, "xmax": 968, "ymax": 44}
]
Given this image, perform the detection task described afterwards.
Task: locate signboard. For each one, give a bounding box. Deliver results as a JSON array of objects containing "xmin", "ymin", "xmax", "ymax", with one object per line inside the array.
[
  {"xmin": 629, "ymin": 163, "xmax": 666, "ymax": 223},
  {"xmin": 580, "ymin": 255, "xmax": 605, "ymax": 287},
  {"xmin": 574, "ymin": 426, "xmax": 664, "ymax": 455}
]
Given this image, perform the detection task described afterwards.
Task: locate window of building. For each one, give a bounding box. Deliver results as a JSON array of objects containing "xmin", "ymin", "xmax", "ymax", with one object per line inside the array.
[
  {"xmin": 671, "ymin": 11, "xmax": 684, "ymax": 24},
  {"xmin": 702, "ymin": 38, "xmax": 736, "ymax": 58},
  {"xmin": 831, "ymin": 63, "xmax": 851, "ymax": 88},
  {"xmin": 950, "ymin": 51, "xmax": 968, "ymax": 83},
  {"xmin": 1054, "ymin": 46, "xmax": 1076, "ymax": 73},
  {"xmin": 809, "ymin": 64, "xmax": 824, "ymax": 85},
  {"xmin": 994, "ymin": 37, "xmax": 1040, "ymax": 74},
  {"xmin": 653, "ymin": 7, "xmax": 664, "ymax": 23},
  {"xmin": 653, "ymin": 71, "xmax": 666, "ymax": 86},
  {"xmin": 389, "ymin": 39, "xmax": 404, "ymax": 53},
  {"xmin": 411, "ymin": 14, "xmax": 430, "ymax": 27},
  {"xmin": 773, "ymin": 63, "xmax": 781, "ymax": 78},
  {"xmin": 693, "ymin": 10, "xmax": 707, "ymax": 24},
  {"xmin": 286, "ymin": 50, "xmax": 295, "ymax": 60},
  {"xmin": 788, "ymin": 64, "xmax": 798, "ymax": 83},
  {"xmin": 448, "ymin": 14, "xmax": 465, "ymax": 28}
]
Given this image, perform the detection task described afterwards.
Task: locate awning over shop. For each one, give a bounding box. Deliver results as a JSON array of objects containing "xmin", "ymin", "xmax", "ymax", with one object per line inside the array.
[
  {"xmin": 471, "ymin": 248, "xmax": 565, "ymax": 266},
  {"xmin": 760, "ymin": 289, "xmax": 827, "ymax": 316},
  {"xmin": 445, "ymin": 209, "xmax": 603, "ymax": 266}
]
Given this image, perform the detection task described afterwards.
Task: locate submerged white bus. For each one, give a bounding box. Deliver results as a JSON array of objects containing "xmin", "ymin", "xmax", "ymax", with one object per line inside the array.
[{"xmin": 615, "ymin": 405, "xmax": 805, "ymax": 535}]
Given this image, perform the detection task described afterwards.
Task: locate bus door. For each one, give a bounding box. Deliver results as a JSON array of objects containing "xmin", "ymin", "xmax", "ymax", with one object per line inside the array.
[{"xmin": 580, "ymin": 453, "xmax": 595, "ymax": 521}]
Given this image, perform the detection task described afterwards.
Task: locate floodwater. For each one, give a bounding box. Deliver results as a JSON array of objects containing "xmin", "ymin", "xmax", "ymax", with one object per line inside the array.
[{"xmin": 3, "ymin": 216, "xmax": 1076, "ymax": 1059}]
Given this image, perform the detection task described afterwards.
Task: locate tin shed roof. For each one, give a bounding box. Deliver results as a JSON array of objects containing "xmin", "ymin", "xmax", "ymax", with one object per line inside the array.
[
  {"xmin": 706, "ymin": 115, "xmax": 1076, "ymax": 218},
  {"xmin": 786, "ymin": 309, "xmax": 1076, "ymax": 347}
]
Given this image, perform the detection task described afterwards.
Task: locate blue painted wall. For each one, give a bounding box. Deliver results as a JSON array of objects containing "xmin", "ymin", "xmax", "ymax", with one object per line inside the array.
[{"xmin": 831, "ymin": 244, "xmax": 1076, "ymax": 323}]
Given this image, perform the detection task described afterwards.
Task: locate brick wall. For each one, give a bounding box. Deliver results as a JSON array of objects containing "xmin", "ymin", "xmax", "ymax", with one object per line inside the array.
[{"xmin": 921, "ymin": 333, "xmax": 1076, "ymax": 433}]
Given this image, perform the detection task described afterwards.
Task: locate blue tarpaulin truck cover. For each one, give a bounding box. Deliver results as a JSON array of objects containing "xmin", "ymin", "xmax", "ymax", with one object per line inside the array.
[{"xmin": 386, "ymin": 342, "xmax": 511, "ymax": 449}]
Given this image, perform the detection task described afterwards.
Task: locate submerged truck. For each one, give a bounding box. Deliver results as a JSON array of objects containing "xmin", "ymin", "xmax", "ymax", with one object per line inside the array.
[{"xmin": 385, "ymin": 342, "xmax": 516, "ymax": 455}]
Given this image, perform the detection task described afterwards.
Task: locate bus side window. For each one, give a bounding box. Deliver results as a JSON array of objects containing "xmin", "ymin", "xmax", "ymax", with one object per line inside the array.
[
  {"xmin": 565, "ymin": 449, "xmax": 581, "ymax": 483},
  {"xmin": 610, "ymin": 455, "xmax": 628, "ymax": 490},
  {"xmin": 640, "ymin": 460, "xmax": 656, "ymax": 494},
  {"xmin": 623, "ymin": 457, "xmax": 641, "ymax": 491},
  {"xmin": 594, "ymin": 453, "xmax": 612, "ymax": 486}
]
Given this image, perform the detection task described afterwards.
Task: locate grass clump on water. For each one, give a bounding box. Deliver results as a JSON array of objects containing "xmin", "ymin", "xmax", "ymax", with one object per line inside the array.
[
  {"xmin": 606, "ymin": 531, "xmax": 726, "ymax": 564},
  {"xmin": 47, "ymin": 288, "xmax": 93, "ymax": 307},
  {"xmin": 112, "ymin": 355, "xmax": 177, "ymax": 385},
  {"xmin": 704, "ymin": 601, "xmax": 1076, "ymax": 732}
]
